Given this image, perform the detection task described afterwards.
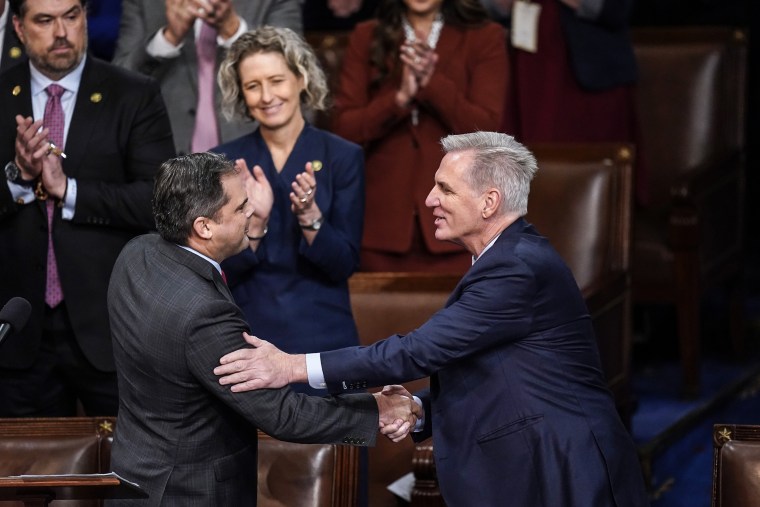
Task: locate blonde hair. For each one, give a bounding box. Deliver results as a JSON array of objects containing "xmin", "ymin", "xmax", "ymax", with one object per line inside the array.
[{"xmin": 218, "ymin": 26, "xmax": 328, "ymax": 121}]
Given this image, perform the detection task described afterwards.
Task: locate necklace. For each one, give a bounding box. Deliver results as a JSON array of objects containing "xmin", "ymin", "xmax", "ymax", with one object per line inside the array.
[
  {"xmin": 402, "ymin": 12, "xmax": 444, "ymax": 49},
  {"xmin": 402, "ymin": 13, "xmax": 444, "ymax": 127}
]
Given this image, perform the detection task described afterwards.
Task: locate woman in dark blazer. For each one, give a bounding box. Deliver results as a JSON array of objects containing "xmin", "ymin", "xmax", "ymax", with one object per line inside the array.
[
  {"xmin": 333, "ymin": 0, "xmax": 507, "ymax": 273},
  {"xmin": 213, "ymin": 26, "xmax": 364, "ymax": 395}
]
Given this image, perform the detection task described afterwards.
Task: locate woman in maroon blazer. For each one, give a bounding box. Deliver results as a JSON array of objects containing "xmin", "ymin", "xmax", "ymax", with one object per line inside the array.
[{"xmin": 332, "ymin": 0, "xmax": 507, "ymax": 273}]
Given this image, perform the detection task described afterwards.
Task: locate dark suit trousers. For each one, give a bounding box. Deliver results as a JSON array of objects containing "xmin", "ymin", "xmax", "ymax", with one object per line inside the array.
[{"xmin": 0, "ymin": 302, "xmax": 118, "ymax": 417}]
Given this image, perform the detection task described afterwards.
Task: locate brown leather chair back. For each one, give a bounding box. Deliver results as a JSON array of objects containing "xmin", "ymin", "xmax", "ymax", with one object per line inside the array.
[
  {"xmin": 0, "ymin": 419, "xmax": 357, "ymax": 507},
  {"xmin": 631, "ymin": 26, "xmax": 747, "ymax": 395},
  {"xmin": 633, "ymin": 27, "xmax": 746, "ymax": 212},
  {"xmin": 257, "ymin": 431, "xmax": 358, "ymax": 507},
  {"xmin": 712, "ymin": 424, "xmax": 760, "ymax": 507},
  {"xmin": 0, "ymin": 417, "xmax": 115, "ymax": 507},
  {"xmin": 526, "ymin": 143, "xmax": 633, "ymax": 293}
]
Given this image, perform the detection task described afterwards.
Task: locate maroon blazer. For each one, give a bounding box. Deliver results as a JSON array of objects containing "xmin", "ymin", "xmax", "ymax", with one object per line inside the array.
[{"xmin": 333, "ymin": 20, "xmax": 507, "ymax": 255}]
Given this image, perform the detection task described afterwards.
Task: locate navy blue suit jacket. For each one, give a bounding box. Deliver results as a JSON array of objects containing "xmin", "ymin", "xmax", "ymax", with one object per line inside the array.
[
  {"xmin": 321, "ymin": 218, "xmax": 649, "ymax": 506},
  {"xmin": 214, "ymin": 126, "xmax": 364, "ymax": 390}
]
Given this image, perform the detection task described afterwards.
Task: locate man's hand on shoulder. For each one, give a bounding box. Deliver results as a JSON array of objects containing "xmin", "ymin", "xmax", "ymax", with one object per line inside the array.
[{"xmin": 215, "ymin": 332, "xmax": 305, "ymax": 391}]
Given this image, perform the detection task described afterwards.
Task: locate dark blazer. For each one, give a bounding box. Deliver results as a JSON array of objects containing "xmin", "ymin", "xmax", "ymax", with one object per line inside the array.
[
  {"xmin": 112, "ymin": 0, "xmax": 302, "ymax": 154},
  {"xmin": 558, "ymin": 0, "xmax": 637, "ymax": 90},
  {"xmin": 214, "ymin": 126, "xmax": 364, "ymax": 362},
  {"xmin": 106, "ymin": 234, "xmax": 378, "ymax": 506},
  {"xmin": 1, "ymin": 11, "xmax": 25, "ymax": 73},
  {"xmin": 333, "ymin": 20, "xmax": 507, "ymax": 255},
  {"xmin": 0, "ymin": 57, "xmax": 175, "ymax": 371},
  {"xmin": 320, "ymin": 218, "xmax": 649, "ymax": 506}
]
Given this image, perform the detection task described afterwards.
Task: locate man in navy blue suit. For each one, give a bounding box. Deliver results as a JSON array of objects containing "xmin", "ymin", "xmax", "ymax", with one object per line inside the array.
[{"xmin": 213, "ymin": 131, "xmax": 650, "ymax": 506}]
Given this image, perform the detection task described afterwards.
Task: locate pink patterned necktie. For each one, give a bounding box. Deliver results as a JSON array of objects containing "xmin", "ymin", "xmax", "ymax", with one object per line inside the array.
[
  {"xmin": 191, "ymin": 22, "xmax": 220, "ymax": 153},
  {"xmin": 44, "ymin": 84, "xmax": 65, "ymax": 308}
]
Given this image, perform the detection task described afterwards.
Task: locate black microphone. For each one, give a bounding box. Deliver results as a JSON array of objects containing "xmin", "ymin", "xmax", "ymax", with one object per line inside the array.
[{"xmin": 0, "ymin": 297, "xmax": 32, "ymax": 347}]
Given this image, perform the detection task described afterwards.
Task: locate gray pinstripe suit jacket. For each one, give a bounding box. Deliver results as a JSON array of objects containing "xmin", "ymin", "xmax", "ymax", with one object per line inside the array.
[
  {"xmin": 106, "ymin": 234, "xmax": 377, "ymax": 506},
  {"xmin": 112, "ymin": 0, "xmax": 302, "ymax": 154}
]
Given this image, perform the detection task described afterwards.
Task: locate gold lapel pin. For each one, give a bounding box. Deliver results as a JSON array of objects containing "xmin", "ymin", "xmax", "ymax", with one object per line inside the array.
[
  {"xmin": 9, "ymin": 47, "xmax": 22, "ymax": 59},
  {"xmin": 12, "ymin": 85, "xmax": 21, "ymax": 96},
  {"xmin": 311, "ymin": 160, "xmax": 323, "ymax": 171},
  {"xmin": 90, "ymin": 92, "xmax": 102, "ymax": 103}
]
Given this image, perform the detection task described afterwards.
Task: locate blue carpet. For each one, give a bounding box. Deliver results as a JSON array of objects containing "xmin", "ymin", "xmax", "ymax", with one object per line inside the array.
[{"xmin": 631, "ymin": 359, "xmax": 760, "ymax": 506}]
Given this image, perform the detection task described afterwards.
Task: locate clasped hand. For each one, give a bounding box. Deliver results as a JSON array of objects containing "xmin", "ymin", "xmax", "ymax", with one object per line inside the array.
[
  {"xmin": 165, "ymin": 0, "xmax": 239, "ymax": 45},
  {"xmin": 14, "ymin": 115, "xmax": 67, "ymax": 199}
]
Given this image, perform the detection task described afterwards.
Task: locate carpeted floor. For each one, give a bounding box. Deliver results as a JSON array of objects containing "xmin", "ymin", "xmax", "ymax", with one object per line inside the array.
[
  {"xmin": 631, "ymin": 360, "xmax": 760, "ymax": 506},
  {"xmin": 631, "ymin": 293, "xmax": 760, "ymax": 507}
]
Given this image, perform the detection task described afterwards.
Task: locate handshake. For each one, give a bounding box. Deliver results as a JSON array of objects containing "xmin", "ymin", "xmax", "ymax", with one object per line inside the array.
[
  {"xmin": 373, "ymin": 385, "xmax": 423, "ymax": 443},
  {"xmin": 213, "ymin": 333, "xmax": 424, "ymax": 444}
]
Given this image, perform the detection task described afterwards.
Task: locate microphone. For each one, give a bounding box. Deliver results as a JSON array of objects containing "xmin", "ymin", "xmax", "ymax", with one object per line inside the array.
[{"xmin": 0, "ymin": 297, "xmax": 32, "ymax": 347}]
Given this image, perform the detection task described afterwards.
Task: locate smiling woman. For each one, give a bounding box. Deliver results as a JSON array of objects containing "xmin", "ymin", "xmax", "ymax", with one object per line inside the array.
[{"xmin": 211, "ymin": 26, "xmax": 366, "ymax": 396}]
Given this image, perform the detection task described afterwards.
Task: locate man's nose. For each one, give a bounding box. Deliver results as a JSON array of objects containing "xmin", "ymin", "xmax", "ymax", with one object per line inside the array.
[
  {"xmin": 425, "ymin": 188, "xmax": 438, "ymax": 208},
  {"xmin": 54, "ymin": 19, "xmax": 67, "ymax": 38}
]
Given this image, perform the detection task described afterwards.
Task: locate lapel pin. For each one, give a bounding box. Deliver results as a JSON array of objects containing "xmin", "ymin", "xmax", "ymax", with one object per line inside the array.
[
  {"xmin": 9, "ymin": 47, "xmax": 22, "ymax": 59},
  {"xmin": 90, "ymin": 92, "xmax": 102, "ymax": 103},
  {"xmin": 12, "ymin": 85, "xmax": 21, "ymax": 96},
  {"xmin": 311, "ymin": 160, "xmax": 323, "ymax": 171}
]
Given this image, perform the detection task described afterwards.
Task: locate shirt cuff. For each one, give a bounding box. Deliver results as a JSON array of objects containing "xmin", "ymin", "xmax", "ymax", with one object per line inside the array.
[
  {"xmin": 218, "ymin": 18, "xmax": 247, "ymax": 47},
  {"xmin": 412, "ymin": 396, "xmax": 425, "ymax": 432},
  {"xmin": 61, "ymin": 177, "xmax": 76, "ymax": 220},
  {"xmin": 6, "ymin": 180, "xmax": 35, "ymax": 204},
  {"xmin": 147, "ymin": 27, "xmax": 184, "ymax": 58},
  {"xmin": 305, "ymin": 353, "xmax": 327, "ymax": 390}
]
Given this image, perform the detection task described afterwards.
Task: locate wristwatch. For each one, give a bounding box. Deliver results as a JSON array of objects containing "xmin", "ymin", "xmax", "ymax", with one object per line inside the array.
[
  {"xmin": 4, "ymin": 160, "xmax": 34, "ymax": 187},
  {"xmin": 299, "ymin": 216, "xmax": 323, "ymax": 231}
]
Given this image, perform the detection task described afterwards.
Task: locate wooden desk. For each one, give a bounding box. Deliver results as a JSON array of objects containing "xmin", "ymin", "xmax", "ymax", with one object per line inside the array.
[{"xmin": 0, "ymin": 473, "xmax": 146, "ymax": 506}]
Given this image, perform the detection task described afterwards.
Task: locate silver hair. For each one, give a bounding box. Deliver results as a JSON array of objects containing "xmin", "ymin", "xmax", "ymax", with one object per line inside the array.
[
  {"xmin": 440, "ymin": 131, "xmax": 537, "ymax": 215},
  {"xmin": 218, "ymin": 26, "xmax": 329, "ymax": 122}
]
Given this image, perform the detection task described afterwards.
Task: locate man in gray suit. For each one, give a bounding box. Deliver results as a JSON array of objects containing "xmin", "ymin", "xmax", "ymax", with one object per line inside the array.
[
  {"xmin": 106, "ymin": 152, "xmax": 417, "ymax": 505},
  {"xmin": 112, "ymin": 0, "xmax": 301, "ymax": 154}
]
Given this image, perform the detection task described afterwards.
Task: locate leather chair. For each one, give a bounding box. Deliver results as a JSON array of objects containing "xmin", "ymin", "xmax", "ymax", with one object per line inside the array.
[
  {"xmin": 0, "ymin": 418, "xmax": 358, "ymax": 507},
  {"xmin": 0, "ymin": 417, "xmax": 115, "ymax": 507},
  {"xmin": 712, "ymin": 424, "xmax": 760, "ymax": 507},
  {"xmin": 404, "ymin": 142, "xmax": 636, "ymax": 506},
  {"xmin": 631, "ymin": 26, "xmax": 748, "ymax": 395},
  {"xmin": 257, "ymin": 431, "xmax": 359, "ymax": 507},
  {"xmin": 349, "ymin": 272, "xmax": 458, "ymax": 507}
]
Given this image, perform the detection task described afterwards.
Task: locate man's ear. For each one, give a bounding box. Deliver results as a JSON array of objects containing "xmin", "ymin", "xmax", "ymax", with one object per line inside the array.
[
  {"xmin": 12, "ymin": 16, "xmax": 26, "ymax": 45},
  {"xmin": 192, "ymin": 217, "xmax": 213, "ymax": 240},
  {"xmin": 482, "ymin": 188, "xmax": 501, "ymax": 219}
]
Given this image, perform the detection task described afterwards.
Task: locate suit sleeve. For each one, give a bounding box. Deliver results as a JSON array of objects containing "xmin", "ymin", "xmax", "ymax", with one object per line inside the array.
[
  {"xmin": 183, "ymin": 294, "xmax": 379, "ymax": 445},
  {"xmin": 298, "ymin": 144, "xmax": 364, "ymax": 282},
  {"xmin": 332, "ymin": 24, "xmax": 413, "ymax": 145},
  {"xmin": 414, "ymin": 23, "xmax": 507, "ymax": 134},
  {"xmin": 321, "ymin": 254, "xmax": 537, "ymax": 390},
  {"xmin": 259, "ymin": 0, "xmax": 303, "ymax": 33},
  {"xmin": 111, "ymin": 0, "xmax": 161, "ymax": 74},
  {"xmin": 71, "ymin": 77, "xmax": 175, "ymax": 230}
]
